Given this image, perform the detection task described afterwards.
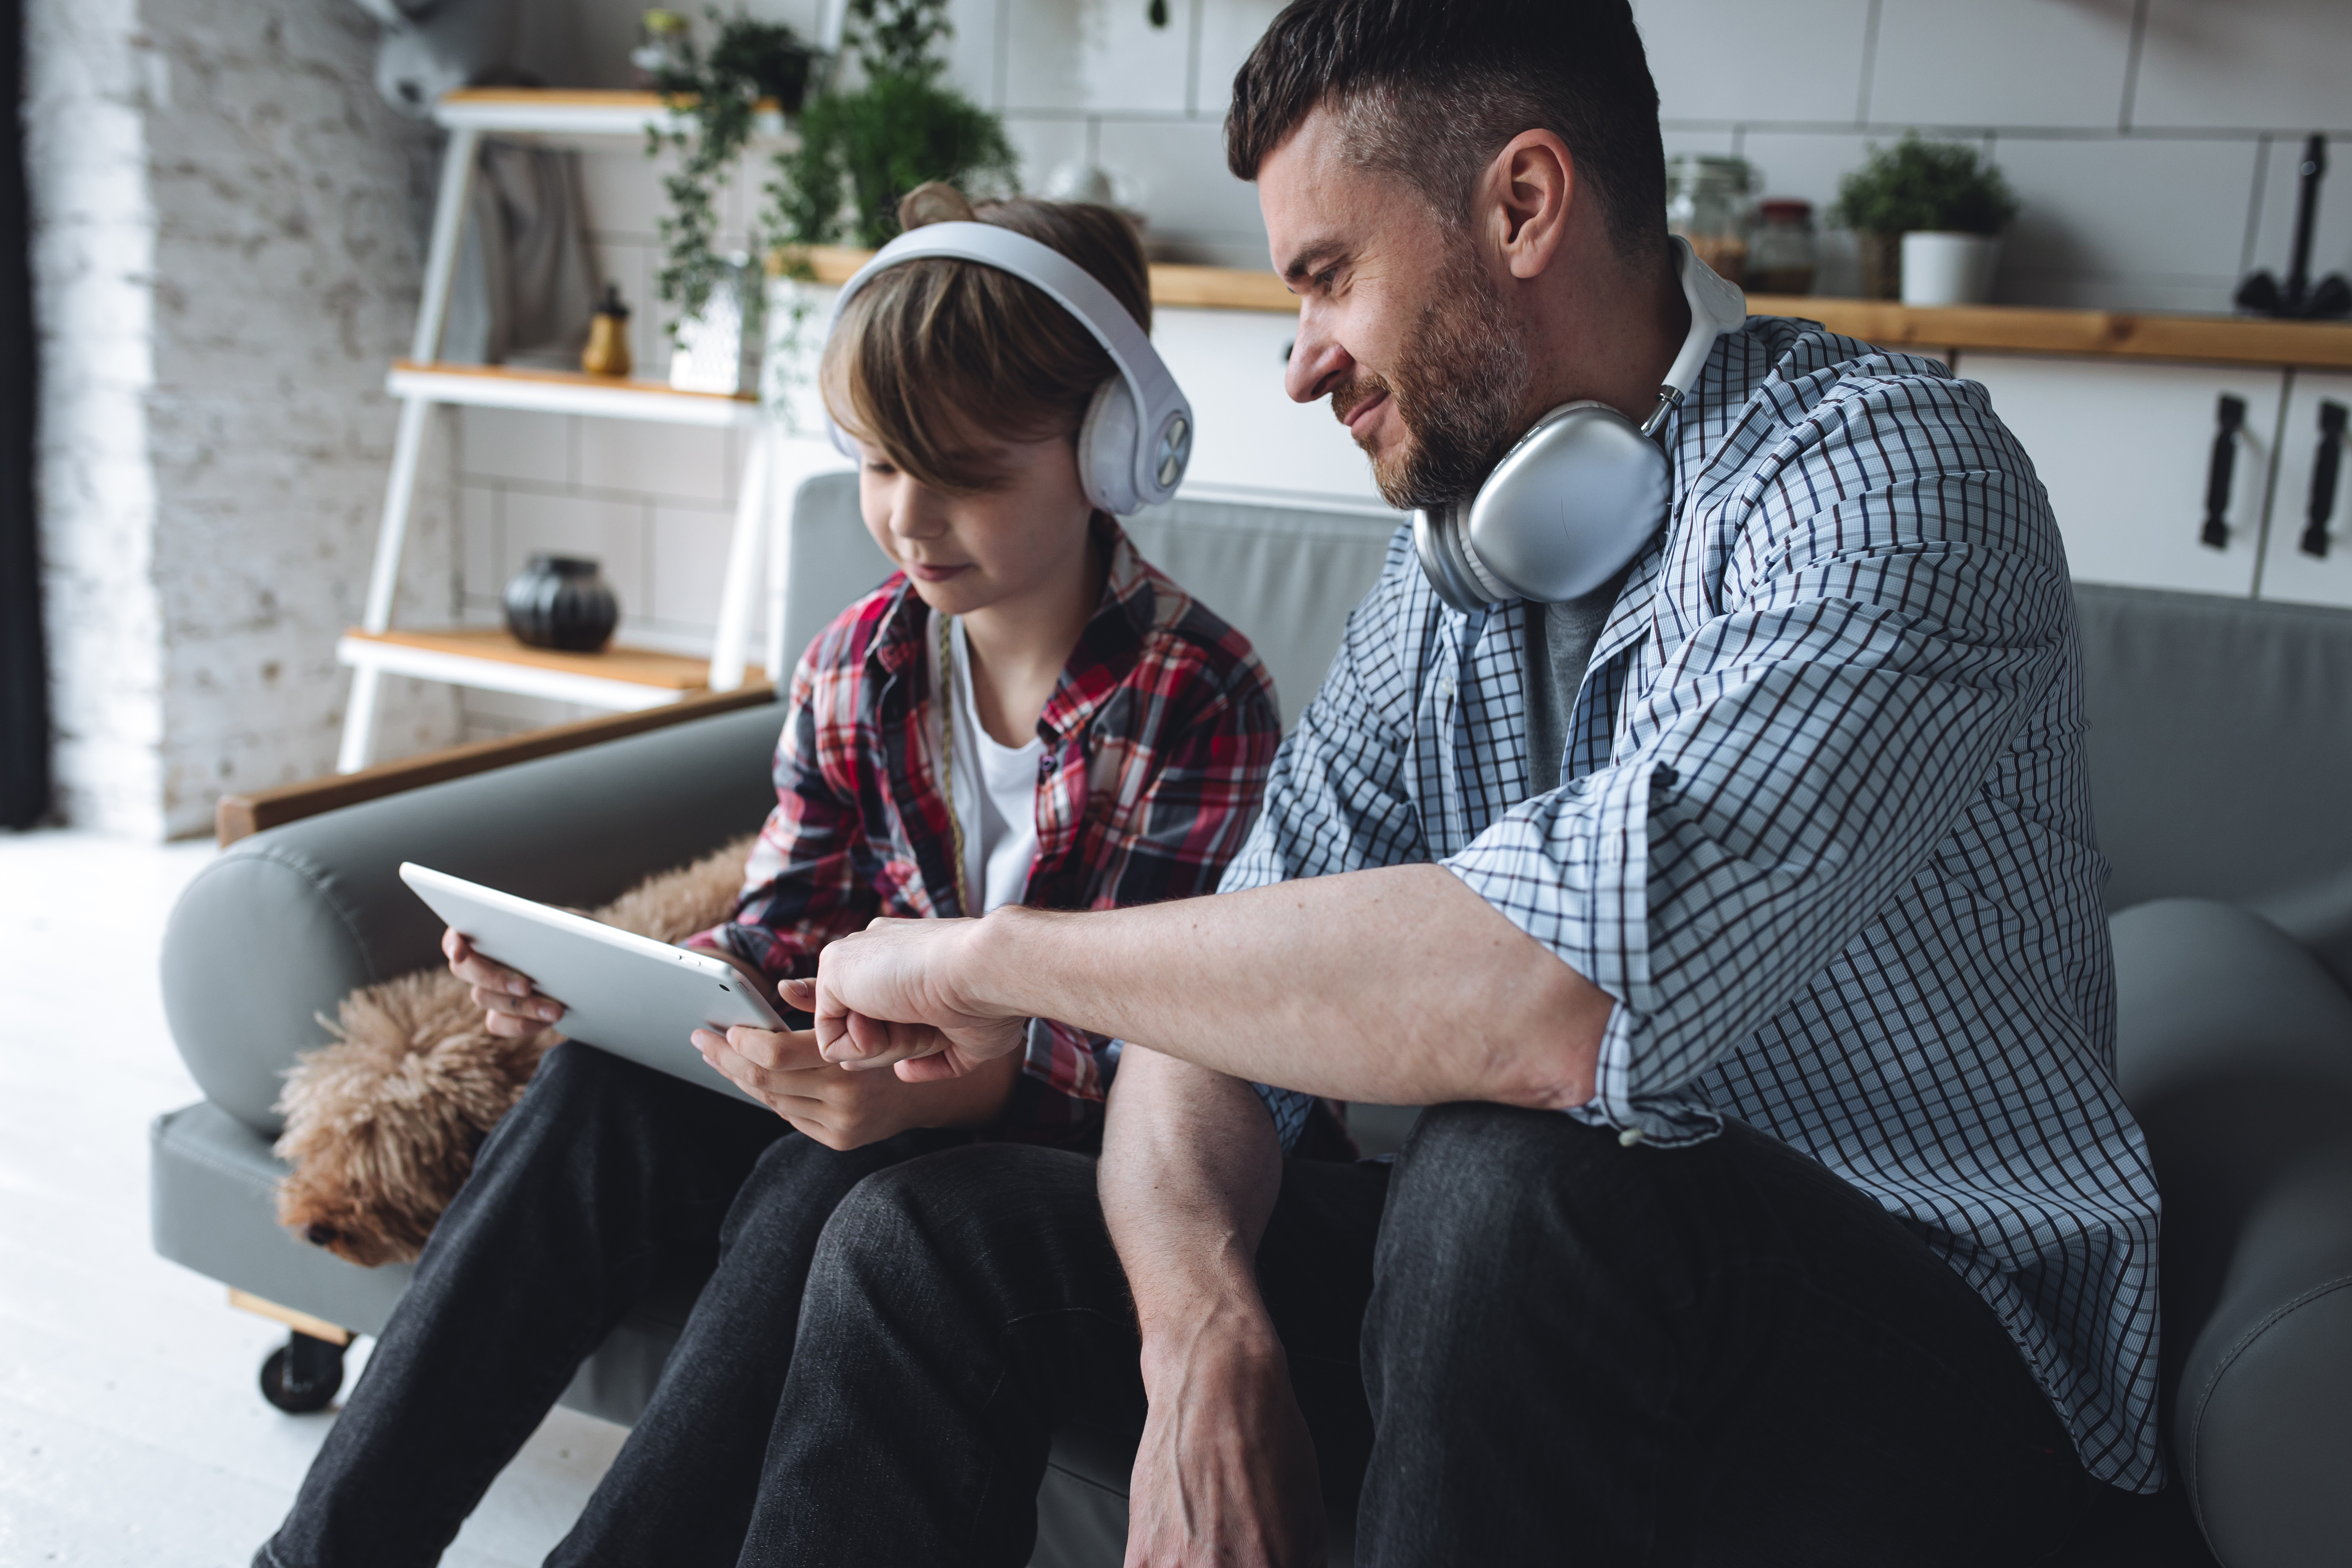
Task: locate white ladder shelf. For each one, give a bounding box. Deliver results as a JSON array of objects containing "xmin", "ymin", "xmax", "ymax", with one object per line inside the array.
[{"xmin": 337, "ymin": 89, "xmax": 805, "ymax": 773}]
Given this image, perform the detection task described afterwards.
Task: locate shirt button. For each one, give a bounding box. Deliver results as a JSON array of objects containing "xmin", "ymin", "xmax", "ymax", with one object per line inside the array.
[
  {"xmin": 1439, "ymin": 677, "xmax": 1455, "ymax": 698},
  {"xmin": 1618, "ymin": 1127, "xmax": 1644, "ymax": 1147}
]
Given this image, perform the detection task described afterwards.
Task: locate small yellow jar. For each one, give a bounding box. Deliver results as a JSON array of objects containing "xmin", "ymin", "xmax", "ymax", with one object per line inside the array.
[{"xmin": 582, "ymin": 285, "xmax": 633, "ymax": 378}]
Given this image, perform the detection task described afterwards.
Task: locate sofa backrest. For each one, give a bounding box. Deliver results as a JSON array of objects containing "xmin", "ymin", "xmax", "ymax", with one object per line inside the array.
[
  {"xmin": 781, "ymin": 474, "xmax": 1400, "ymax": 732},
  {"xmin": 785, "ymin": 480, "xmax": 2352, "ymax": 916},
  {"xmin": 2074, "ymin": 584, "xmax": 2352, "ymax": 913}
]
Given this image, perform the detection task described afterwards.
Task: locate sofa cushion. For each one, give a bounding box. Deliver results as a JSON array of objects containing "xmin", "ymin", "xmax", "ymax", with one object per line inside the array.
[{"xmin": 2110, "ymin": 897, "xmax": 2352, "ymax": 1568}]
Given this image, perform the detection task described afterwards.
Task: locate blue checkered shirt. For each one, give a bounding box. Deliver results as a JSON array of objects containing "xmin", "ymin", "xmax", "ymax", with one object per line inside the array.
[{"xmin": 1223, "ymin": 318, "xmax": 2164, "ymax": 1491}]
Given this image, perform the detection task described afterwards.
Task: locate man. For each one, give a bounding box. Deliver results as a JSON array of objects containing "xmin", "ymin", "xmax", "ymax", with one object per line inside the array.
[{"xmin": 707, "ymin": 2, "xmax": 2163, "ymax": 1562}]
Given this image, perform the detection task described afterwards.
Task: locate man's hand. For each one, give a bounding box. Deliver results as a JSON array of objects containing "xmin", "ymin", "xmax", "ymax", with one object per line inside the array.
[
  {"xmin": 697, "ymin": 977, "xmax": 1023, "ymax": 1147},
  {"xmin": 1126, "ymin": 1302, "xmax": 1327, "ymax": 1568},
  {"xmin": 810, "ymin": 915, "xmax": 1030, "ymax": 1081},
  {"xmin": 443, "ymin": 926, "xmax": 565, "ymax": 1038}
]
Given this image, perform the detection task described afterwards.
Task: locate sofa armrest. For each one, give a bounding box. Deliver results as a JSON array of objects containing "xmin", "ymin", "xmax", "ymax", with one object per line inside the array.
[
  {"xmin": 2251, "ymin": 862, "xmax": 2352, "ymax": 997},
  {"xmin": 163, "ymin": 700, "xmax": 785, "ymax": 1137},
  {"xmin": 216, "ymin": 684, "xmax": 777, "ymax": 846},
  {"xmin": 2111, "ymin": 899, "xmax": 2352, "ymax": 1568}
]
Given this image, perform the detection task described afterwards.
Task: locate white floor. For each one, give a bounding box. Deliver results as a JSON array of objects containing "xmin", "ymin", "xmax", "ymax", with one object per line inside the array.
[{"xmin": 0, "ymin": 829, "xmax": 621, "ymax": 1567}]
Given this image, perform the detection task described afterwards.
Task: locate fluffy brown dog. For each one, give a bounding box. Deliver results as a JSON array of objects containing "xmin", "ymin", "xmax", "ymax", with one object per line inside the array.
[{"xmin": 273, "ymin": 835, "xmax": 758, "ymax": 1266}]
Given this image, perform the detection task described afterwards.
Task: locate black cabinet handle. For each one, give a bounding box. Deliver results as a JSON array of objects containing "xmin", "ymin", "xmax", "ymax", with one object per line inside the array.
[
  {"xmin": 2301, "ymin": 399, "xmax": 2346, "ymax": 559},
  {"xmin": 2202, "ymin": 394, "xmax": 2248, "ymax": 550}
]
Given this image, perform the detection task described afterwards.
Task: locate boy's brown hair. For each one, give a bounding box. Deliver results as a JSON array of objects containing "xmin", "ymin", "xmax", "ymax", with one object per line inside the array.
[{"xmin": 822, "ymin": 183, "xmax": 1152, "ymax": 496}]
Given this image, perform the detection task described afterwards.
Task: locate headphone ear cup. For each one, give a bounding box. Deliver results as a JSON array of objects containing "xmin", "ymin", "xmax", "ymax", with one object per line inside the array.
[{"xmin": 1077, "ymin": 377, "xmax": 1142, "ymax": 515}]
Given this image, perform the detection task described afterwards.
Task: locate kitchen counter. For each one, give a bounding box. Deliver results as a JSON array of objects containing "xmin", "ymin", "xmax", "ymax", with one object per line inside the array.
[{"xmin": 797, "ymin": 247, "xmax": 2352, "ymax": 371}]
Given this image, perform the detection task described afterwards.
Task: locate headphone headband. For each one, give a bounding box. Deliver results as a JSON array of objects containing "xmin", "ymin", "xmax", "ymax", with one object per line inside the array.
[{"xmin": 823, "ymin": 221, "xmax": 1194, "ymax": 511}]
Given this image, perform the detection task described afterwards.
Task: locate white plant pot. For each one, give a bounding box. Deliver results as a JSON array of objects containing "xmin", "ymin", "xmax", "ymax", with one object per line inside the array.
[{"xmin": 1900, "ymin": 231, "xmax": 2003, "ymax": 306}]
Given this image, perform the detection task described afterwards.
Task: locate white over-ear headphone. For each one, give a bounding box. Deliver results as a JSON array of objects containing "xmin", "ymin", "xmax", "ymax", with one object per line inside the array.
[
  {"xmin": 1412, "ymin": 236, "xmax": 1749, "ymax": 612},
  {"xmin": 823, "ymin": 221, "xmax": 1194, "ymax": 516}
]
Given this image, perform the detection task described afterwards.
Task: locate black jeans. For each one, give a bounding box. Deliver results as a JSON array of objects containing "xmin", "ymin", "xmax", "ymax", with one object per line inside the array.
[
  {"xmin": 257, "ymin": 1041, "xmax": 962, "ymax": 1568},
  {"xmin": 744, "ymin": 1102, "xmax": 2094, "ymax": 1566}
]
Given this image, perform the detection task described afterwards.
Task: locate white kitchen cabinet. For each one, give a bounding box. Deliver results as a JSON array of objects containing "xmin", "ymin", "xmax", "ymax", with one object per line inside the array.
[
  {"xmin": 2254, "ymin": 371, "xmax": 2352, "ymax": 610},
  {"xmin": 1958, "ymin": 353, "xmax": 2288, "ymax": 598},
  {"xmin": 1151, "ymin": 306, "xmax": 1392, "ymax": 511}
]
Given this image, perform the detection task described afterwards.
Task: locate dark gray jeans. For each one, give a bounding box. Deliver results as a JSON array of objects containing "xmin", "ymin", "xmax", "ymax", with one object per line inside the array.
[
  {"xmin": 743, "ymin": 1102, "xmax": 2095, "ymax": 1566},
  {"xmin": 256, "ymin": 1041, "xmax": 964, "ymax": 1568}
]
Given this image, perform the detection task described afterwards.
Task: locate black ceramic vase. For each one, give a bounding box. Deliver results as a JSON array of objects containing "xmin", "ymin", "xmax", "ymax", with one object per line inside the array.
[{"xmin": 503, "ymin": 554, "xmax": 619, "ymax": 652}]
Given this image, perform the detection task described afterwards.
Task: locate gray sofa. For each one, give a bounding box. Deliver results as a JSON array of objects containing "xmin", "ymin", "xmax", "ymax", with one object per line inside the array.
[{"xmin": 153, "ymin": 475, "xmax": 2352, "ymax": 1567}]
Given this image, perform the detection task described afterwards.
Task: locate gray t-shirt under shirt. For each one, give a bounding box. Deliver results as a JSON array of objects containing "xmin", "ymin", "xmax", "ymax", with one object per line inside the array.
[{"xmin": 1522, "ymin": 565, "xmax": 1633, "ymax": 796}]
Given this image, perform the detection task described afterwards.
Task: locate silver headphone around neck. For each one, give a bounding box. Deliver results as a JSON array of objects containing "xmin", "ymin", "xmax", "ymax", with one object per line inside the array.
[
  {"xmin": 1412, "ymin": 237, "xmax": 1749, "ymax": 612},
  {"xmin": 823, "ymin": 221, "xmax": 1194, "ymax": 516}
]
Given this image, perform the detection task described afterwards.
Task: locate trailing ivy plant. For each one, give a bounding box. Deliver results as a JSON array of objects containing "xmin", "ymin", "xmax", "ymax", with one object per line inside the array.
[
  {"xmin": 645, "ymin": 10, "xmax": 815, "ymax": 339},
  {"xmin": 765, "ymin": 0, "xmax": 1017, "ymax": 250}
]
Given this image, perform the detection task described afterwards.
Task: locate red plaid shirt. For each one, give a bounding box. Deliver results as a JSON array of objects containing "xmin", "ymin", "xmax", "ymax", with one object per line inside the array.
[{"xmin": 693, "ymin": 518, "xmax": 1280, "ymax": 1142}]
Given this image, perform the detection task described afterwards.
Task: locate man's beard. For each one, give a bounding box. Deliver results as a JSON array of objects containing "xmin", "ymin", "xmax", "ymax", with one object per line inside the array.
[{"xmin": 1329, "ymin": 253, "xmax": 1531, "ymax": 513}]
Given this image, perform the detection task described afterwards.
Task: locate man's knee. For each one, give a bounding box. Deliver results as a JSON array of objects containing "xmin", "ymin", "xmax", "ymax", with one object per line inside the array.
[{"xmin": 1380, "ymin": 1102, "xmax": 1628, "ymax": 1264}]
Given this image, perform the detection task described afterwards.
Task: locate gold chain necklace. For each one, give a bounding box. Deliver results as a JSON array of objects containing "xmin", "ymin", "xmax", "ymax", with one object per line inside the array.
[{"xmin": 936, "ymin": 610, "xmax": 973, "ymax": 917}]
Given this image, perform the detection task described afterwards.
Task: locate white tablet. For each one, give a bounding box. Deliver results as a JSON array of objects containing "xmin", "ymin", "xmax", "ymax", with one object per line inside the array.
[{"xmin": 400, "ymin": 862, "xmax": 785, "ymax": 1103}]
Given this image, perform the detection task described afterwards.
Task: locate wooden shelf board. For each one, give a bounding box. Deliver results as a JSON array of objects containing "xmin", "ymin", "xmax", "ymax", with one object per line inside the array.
[
  {"xmin": 388, "ymin": 359, "xmax": 761, "ymax": 426},
  {"xmin": 1749, "ymin": 295, "xmax": 2352, "ymax": 370},
  {"xmin": 433, "ymin": 86, "xmax": 793, "ymax": 144},
  {"xmin": 1148, "ymin": 263, "xmax": 1297, "ymax": 313},
  {"xmin": 781, "ymin": 245, "xmax": 1299, "ymax": 313},
  {"xmin": 780, "ymin": 247, "xmax": 2352, "ymax": 367},
  {"xmin": 345, "ymin": 627, "xmax": 753, "ymax": 689}
]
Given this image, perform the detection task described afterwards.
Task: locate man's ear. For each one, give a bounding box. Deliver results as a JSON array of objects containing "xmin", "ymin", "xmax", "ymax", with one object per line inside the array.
[{"xmin": 1482, "ymin": 130, "xmax": 1576, "ymax": 282}]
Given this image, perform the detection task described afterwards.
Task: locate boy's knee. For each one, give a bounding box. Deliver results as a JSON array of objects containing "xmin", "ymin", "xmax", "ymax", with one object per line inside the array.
[{"xmin": 805, "ymin": 1145, "xmax": 1099, "ymax": 1315}]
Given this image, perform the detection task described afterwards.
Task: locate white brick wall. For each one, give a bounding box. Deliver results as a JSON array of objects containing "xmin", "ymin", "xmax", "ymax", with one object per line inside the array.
[{"xmin": 30, "ymin": 0, "xmax": 459, "ymax": 836}]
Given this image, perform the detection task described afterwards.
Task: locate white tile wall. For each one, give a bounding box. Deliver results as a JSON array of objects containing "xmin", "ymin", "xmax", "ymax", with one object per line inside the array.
[{"xmin": 459, "ymin": 0, "xmax": 2352, "ymax": 740}]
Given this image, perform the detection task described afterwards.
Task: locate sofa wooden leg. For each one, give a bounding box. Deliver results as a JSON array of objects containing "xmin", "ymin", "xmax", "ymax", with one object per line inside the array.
[{"xmin": 228, "ymin": 1288, "xmax": 353, "ymax": 1347}]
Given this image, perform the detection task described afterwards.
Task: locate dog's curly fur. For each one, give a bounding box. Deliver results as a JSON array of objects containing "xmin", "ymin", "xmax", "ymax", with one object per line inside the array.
[{"xmin": 273, "ymin": 835, "xmax": 758, "ymax": 1267}]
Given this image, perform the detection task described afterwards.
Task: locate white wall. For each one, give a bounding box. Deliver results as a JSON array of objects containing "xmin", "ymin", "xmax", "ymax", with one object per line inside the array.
[
  {"xmin": 29, "ymin": 0, "xmax": 459, "ymax": 836},
  {"xmin": 1642, "ymin": 0, "xmax": 2352, "ymax": 313},
  {"xmin": 526, "ymin": 0, "xmax": 2352, "ymax": 303},
  {"xmin": 461, "ymin": 0, "xmax": 2352, "ymax": 738},
  {"xmin": 45, "ymin": 0, "xmax": 2351, "ymax": 780}
]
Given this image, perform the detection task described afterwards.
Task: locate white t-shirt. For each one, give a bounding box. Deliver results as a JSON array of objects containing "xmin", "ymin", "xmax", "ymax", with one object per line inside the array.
[{"xmin": 928, "ymin": 615, "xmax": 1045, "ymax": 914}]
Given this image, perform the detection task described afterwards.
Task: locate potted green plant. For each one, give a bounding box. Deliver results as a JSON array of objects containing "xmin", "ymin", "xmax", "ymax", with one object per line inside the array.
[
  {"xmin": 1831, "ymin": 135, "xmax": 2020, "ymax": 306},
  {"xmin": 768, "ymin": 0, "xmax": 1017, "ymax": 250}
]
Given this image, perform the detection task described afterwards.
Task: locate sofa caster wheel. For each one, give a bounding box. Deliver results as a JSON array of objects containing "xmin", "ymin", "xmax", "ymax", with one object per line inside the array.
[{"xmin": 260, "ymin": 1331, "xmax": 346, "ymax": 1413}]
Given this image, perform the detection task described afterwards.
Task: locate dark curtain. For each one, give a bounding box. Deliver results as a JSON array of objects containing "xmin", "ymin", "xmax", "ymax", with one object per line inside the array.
[{"xmin": 0, "ymin": 0, "xmax": 49, "ymax": 828}]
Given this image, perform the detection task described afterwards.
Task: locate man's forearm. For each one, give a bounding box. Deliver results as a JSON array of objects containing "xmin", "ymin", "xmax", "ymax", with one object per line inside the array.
[
  {"xmin": 971, "ymin": 863, "xmax": 1609, "ymax": 1108},
  {"xmin": 1100, "ymin": 1046, "xmax": 1283, "ymax": 1346},
  {"xmin": 1101, "ymin": 1047, "xmax": 1332, "ymax": 1565}
]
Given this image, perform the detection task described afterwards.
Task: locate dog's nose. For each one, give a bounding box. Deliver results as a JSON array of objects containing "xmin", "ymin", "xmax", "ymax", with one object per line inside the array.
[{"xmin": 303, "ymin": 1222, "xmax": 340, "ymax": 1247}]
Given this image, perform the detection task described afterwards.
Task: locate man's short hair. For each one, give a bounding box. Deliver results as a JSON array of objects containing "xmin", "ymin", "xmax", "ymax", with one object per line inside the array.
[{"xmin": 1226, "ymin": 0, "xmax": 1667, "ymax": 267}]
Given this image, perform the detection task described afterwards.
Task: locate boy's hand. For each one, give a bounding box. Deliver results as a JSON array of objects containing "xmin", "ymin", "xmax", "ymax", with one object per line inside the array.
[
  {"xmin": 443, "ymin": 927, "xmax": 566, "ymax": 1038},
  {"xmin": 695, "ymin": 977, "xmax": 1019, "ymax": 1148}
]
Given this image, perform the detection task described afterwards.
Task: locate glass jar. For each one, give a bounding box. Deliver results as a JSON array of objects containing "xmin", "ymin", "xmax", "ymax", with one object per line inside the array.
[
  {"xmin": 630, "ymin": 9, "xmax": 691, "ymax": 91},
  {"xmin": 1666, "ymin": 154, "xmax": 1758, "ymax": 286},
  {"xmin": 1747, "ymin": 199, "xmax": 1818, "ymax": 295}
]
